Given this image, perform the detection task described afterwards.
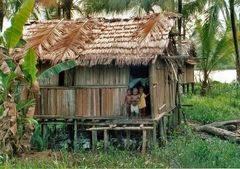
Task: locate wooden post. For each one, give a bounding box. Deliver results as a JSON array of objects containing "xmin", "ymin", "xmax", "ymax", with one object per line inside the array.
[
  {"xmin": 125, "ymin": 131, "xmax": 130, "ymax": 149},
  {"xmin": 152, "ymin": 122, "xmax": 157, "ymax": 149},
  {"xmin": 182, "ymin": 84, "xmax": 185, "ymax": 94},
  {"xmin": 92, "ymin": 126, "xmax": 97, "ymax": 151},
  {"xmin": 142, "ymin": 129, "xmax": 147, "ymax": 154},
  {"xmin": 159, "ymin": 118, "xmax": 166, "ymax": 145},
  {"xmin": 42, "ymin": 123, "xmax": 48, "ymax": 149},
  {"xmin": 191, "ymin": 83, "xmax": 195, "ymax": 94},
  {"xmin": 104, "ymin": 129, "xmax": 109, "ymax": 151},
  {"xmin": 73, "ymin": 119, "xmax": 78, "ymax": 152},
  {"xmin": 187, "ymin": 84, "xmax": 189, "ymax": 93}
]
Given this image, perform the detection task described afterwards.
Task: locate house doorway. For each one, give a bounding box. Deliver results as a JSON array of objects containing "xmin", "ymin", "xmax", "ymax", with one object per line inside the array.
[{"xmin": 129, "ymin": 65, "xmax": 151, "ymax": 118}]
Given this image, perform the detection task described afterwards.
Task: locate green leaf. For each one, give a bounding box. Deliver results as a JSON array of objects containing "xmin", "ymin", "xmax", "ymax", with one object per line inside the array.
[
  {"xmin": 17, "ymin": 117, "xmax": 38, "ymax": 125},
  {"xmin": 39, "ymin": 60, "xmax": 77, "ymax": 79},
  {"xmin": 16, "ymin": 99, "xmax": 35, "ymax": 112},
  {"xmin": 3, "ymin": 0, "xmax": 35, "ymax": 48},
  {"xmin": 22, "ymin": 48, "xmax": 38, "ymax": 83}
]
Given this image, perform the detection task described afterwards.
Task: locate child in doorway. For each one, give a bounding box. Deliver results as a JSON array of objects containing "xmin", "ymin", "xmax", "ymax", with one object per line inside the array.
[
  {"xmin": 131, "ymin": 88, "xmax": 140, "ymax": 118},
  {"xmin": 138, "ymin": 87, "xmax": 147, "ymax": 118},
  {"xmin": 125, "ymin": 89, "xmax": 132, "ymax": 118}
]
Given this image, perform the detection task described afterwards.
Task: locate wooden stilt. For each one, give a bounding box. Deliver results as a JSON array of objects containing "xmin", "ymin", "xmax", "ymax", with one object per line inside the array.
[
  {"xmin": 73, "ymin": 120, "xmax": 78, "ymax": 152},
  {"xmin": 42, "ymin": 124, "xmax": 48, "ymax": 149},
  {"xmin": 182, "ymin": 84, "xmax": 185, "ymax": 94},
  {"xmin": 92, "ymin": 126, "xmax": 97, "ymax": 151},
  {"xmin": 152, "ymin": 122, "xmax": 157, "ymax": 149},
  {"xmin": 125, "ymin": 131, "xmax": 130, "ymax": 149},
  {"xmin": 159, "ymin": 118, "xmax": 165, "ymax": 145},
  {"xmin": 191, "ymin": 83, "xmax": 195, "ymax": 93},
  {"xmin": 187, "ymin": 84, "xmax": 189, "ymax": 93},
  {"xmin": 104, "ymin": 129, "xmax": 109, "ymax": 151},
  {"xmin": 142, "ymin": 129, "xmax": 147, "ymax": 154}
]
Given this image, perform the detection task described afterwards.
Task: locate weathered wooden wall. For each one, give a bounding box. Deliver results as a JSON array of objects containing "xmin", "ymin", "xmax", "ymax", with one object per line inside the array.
[
  {"xmin": 36, "ymin": 65, "xmax": 129, "ymax": 118},
  {"xmin": 37, "ymin": 63, "xmax": 59, "ymax": 86},
  {"xmin": 181, "ymin": 63, "xmax": 194, "ymax": 84},
  {"xmin": 74, "ymin": 66, "xmax": 129, "ymax": 117},
  {"xmin": 186, "ymin": 64, "xmax": 194, "ymax": 83},
  {"xmin": 150, "ymin": 58, "xmax": 177, "ymax": 118}
]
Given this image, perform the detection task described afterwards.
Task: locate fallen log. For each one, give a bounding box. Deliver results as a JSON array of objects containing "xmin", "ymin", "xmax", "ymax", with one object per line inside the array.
[
  {"xmin": 210, "ymin": 120, "xmax": 240, "ymax": 127},
  {"xmin": 196, "ymin": 125, "xmax": 240, "ymax": 143}
]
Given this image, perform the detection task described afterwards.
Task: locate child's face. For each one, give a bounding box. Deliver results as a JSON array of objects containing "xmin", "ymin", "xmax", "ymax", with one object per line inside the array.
[
  {"xmin": 127, "ymin": 90, "xmax": 131, "ymax": 95},
  {"xmin": 139, "ymin": 88, "xmax": 143, "ymax": 94},
  {"xmin": 133, "ymin": 88, "xmax": 138, "ymax": 94}
]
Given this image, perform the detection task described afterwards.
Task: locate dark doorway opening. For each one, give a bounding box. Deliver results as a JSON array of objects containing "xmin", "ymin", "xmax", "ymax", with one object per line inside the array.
[{"xmin": 129, "ymin": 65, "xmax": 151, "ymax": 119}]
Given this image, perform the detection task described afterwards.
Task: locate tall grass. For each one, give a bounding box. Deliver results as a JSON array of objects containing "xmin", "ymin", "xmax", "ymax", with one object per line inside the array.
[{"xmin": 182, "ymin": 82, "xmax": 240, "ymax": 124}]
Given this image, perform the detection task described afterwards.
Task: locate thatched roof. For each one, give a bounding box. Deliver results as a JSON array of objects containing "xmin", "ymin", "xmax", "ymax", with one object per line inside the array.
[{"xmin": 15, "ymin": 12, "xmax": 181, "ymax": 66}]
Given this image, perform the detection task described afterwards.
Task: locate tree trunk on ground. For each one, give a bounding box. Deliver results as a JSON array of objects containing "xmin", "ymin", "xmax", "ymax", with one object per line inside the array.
[
  {"xmin": 196, "ymin": 125, "xmax": 240, "ymax": 143},
  {"xmin": 229, "ymin": 0, "xmax": 240, "ymax": 83}
]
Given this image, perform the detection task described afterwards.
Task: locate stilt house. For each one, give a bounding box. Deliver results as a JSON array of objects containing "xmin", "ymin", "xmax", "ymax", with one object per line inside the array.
[{"xmin": 16, "ymin": 12, "xmax": 194, "ymax": 152}]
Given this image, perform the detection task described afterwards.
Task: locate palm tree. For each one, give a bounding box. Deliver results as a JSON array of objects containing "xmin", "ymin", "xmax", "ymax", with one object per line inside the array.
[
  {"xmin": 194, "ymin": 7, "xmax": 235, "ymax": 95},
  {"xmin": 82, "ymin": 0, "xmax": 177, "ymax": 16}
]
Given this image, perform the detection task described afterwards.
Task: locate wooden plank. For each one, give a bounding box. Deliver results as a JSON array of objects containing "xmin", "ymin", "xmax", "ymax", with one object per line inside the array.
[{"xmin": 87, "ymin": 126, "xmax": 154, "ymax": 131}]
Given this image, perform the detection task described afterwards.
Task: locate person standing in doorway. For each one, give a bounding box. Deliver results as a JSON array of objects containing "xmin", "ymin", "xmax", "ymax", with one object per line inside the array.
[{"xmin": 138, "ymin": 87, "xmax": 147, "ymax": 118}]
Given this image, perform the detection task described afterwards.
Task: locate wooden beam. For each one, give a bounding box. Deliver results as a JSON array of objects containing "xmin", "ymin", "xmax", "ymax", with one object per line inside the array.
[{"xmin": 87, "ymin": 126, "xmax": 154, "ymax": 131}]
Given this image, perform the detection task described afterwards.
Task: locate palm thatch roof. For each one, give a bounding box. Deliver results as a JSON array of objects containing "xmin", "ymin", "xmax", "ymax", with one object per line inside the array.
[{"xmin": 15, "ymin": 12, "xmax": 181, "ymax": 66}]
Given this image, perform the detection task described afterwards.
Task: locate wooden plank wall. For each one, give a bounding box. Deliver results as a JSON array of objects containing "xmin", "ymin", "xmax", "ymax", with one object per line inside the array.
[
  {"xmin": 151, "ymin": 59, "xmax": 177, "ymax": 118},
  {"xmin": 36, "ymin": 88, "xmax": 75, "ymax": 117},
  {"xmin": 186, "ymin": 64, "xmax": 194, "ymax": 83},
  {"xmin": 74, "ymin": 65, "xmax": 129, "ymax": 117},
  {"xmin": 37, "ymin": 63, "xmax": 59, "ymax": 86}
]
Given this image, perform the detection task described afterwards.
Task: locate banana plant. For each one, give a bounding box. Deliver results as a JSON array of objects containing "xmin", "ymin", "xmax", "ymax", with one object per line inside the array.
[{"xmin": 0, "ymin": 0, "xmax": 38, "ymax": 157}]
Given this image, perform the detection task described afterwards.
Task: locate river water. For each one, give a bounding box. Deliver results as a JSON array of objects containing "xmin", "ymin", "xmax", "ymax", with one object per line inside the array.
[{"xmin": 195, "ymin": 69, "xmax": 237, "ymax": 83}]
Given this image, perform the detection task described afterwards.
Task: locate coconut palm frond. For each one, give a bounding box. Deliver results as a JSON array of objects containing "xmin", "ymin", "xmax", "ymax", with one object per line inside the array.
[
  {"xmin": 182, "ymin": 0, "xmax": 206, "ymax": 18},
  {"xmin": 24, "ymin": 19, "xmax": 64, "ymax": 54},
  {"xmin": 47, "ymin": 20, "xmax": 96, "ymax": 63},
  {"xmin": 137, "ymin": 12, "xmax": 177, "ymax": 43}
]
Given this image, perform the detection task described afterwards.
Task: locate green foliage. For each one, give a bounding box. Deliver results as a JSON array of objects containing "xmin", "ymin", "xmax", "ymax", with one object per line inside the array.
[
  {"xmin": 17, "ymin": 117, "xmax": 38, "ymax": 126},
  {"xmin": 39, "ymin": 60, "xmax": 77, "ymax": 79},
  {"xmin": 157, "ymin": 129, "xmax": 240, "ymax": 168},
  {"xmin": 182, "ymin": 83, "xmax": 240, "ymax": 124},
  {"xmin": 22, "ymin": 48, "xmax": 38, "ymax": 84},
  {"xmin": 16, "ymin": 99, "xmax": 35, "ymax": 113},
  {"xmin": 3, "ymin": 0, "xmax": 34, "ymax": 48}
]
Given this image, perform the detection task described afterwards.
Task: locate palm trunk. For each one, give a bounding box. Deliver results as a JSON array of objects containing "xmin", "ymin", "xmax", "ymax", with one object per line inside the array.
[
  {"xmin": 178, "ymin": 0, "xmax": 182, "ymax": 37},
  {"xmin": 229, "ymin": 0, "xmax": 240, "ymax": 82},
  {"xmin": 0, "ymin": 0, "xmax": 4, "ymax": 31},
  {"xmin": 201, "ymin": 70, "xmax": 209, "ymax": 96},
  {"xmin": 64, "ymin": 0, "xmax": 72, "ymax": 19}
]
